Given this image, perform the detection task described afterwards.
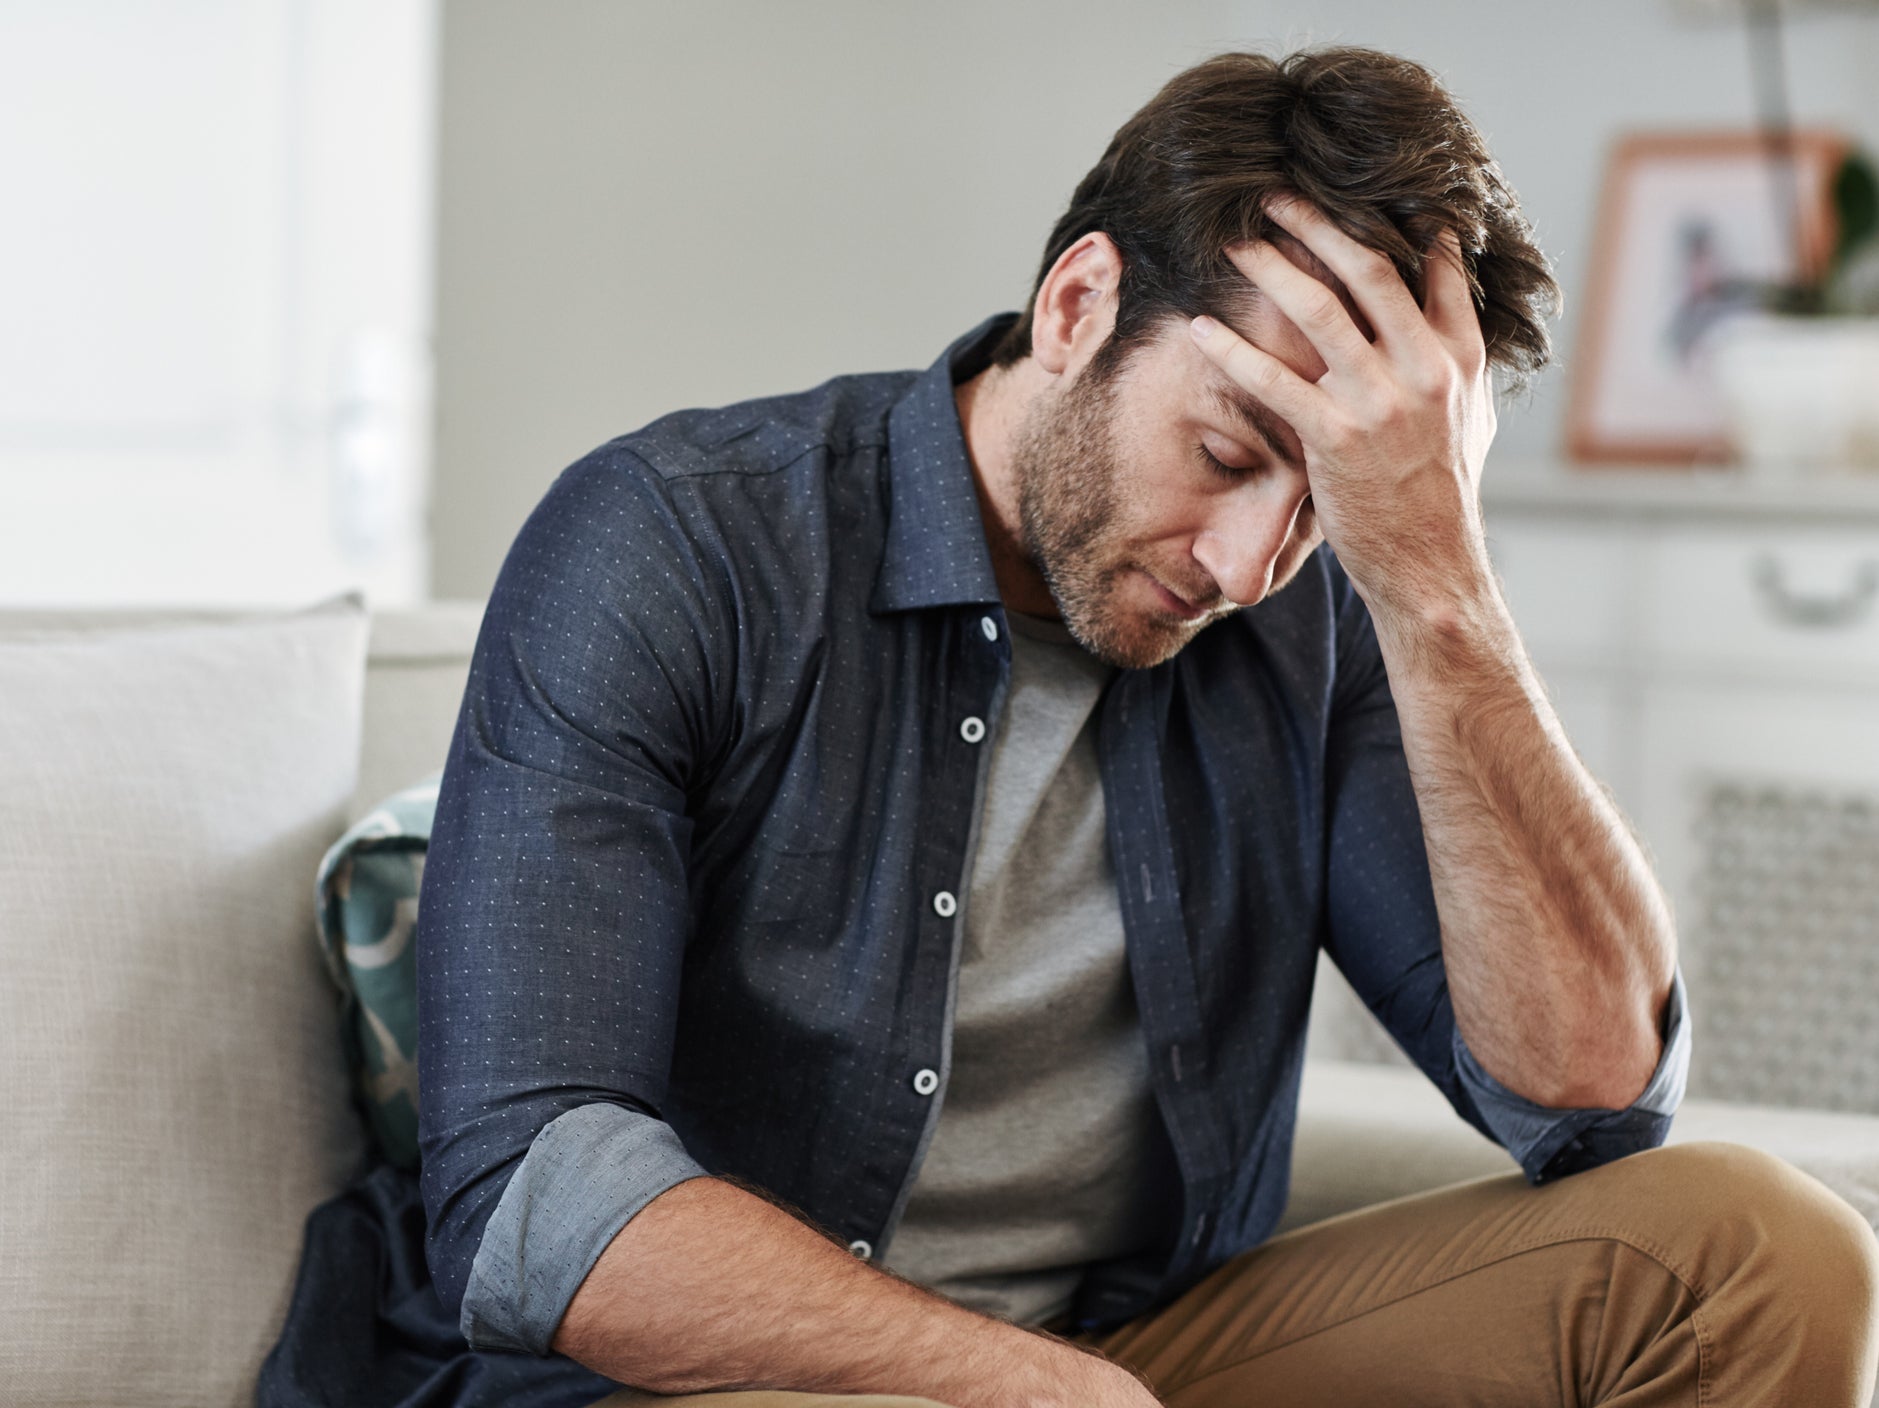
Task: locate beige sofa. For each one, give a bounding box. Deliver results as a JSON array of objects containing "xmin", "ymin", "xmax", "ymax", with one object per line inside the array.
[
  {"xmin": 1, "ymin": 601, "xmax": 481, "ymax": 1407},
  {"xmin": 5, "ymin": 599, "xmax": 1875, "ymax": 1405}
]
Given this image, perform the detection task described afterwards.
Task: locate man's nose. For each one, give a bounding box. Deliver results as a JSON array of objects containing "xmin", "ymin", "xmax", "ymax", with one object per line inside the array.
[{"xmin": 1190, "ymin": 476, "xmax": 1312, "ymax": 607}]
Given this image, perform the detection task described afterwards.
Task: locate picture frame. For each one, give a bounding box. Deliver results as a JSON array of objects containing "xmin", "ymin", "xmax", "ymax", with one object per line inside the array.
[{"xmin": 1566, "ymin": 129, "xmax": 1851, "ymax": 465}]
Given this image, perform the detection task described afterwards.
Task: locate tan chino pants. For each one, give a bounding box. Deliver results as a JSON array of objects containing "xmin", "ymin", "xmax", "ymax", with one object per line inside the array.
[{"xmin": 592, "ymin": 1141, "xmax": 1879, "ymax": 1406}]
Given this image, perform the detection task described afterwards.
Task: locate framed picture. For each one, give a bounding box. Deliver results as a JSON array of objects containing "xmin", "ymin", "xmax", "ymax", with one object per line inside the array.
[{"xmin": 1566, "ymin": 130, "xmax": 1850, "ymax": 465}]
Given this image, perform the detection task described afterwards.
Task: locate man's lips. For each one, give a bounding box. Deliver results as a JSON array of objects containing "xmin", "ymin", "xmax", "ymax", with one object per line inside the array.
[{"xmin": 1141, "ymin": 570, "xmax": 1218, "ymax": 622}]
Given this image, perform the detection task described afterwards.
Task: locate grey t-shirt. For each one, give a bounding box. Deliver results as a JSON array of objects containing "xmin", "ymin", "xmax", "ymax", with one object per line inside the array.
[{"xmin": 878, "ymin": 611, "xmax": 1163, "ymax": 1326}]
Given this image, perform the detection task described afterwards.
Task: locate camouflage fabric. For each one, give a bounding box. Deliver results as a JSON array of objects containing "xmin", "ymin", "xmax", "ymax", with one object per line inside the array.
[{"xmin": 314, "ymin": 774, "xmax": 437, "ymax": 1170}]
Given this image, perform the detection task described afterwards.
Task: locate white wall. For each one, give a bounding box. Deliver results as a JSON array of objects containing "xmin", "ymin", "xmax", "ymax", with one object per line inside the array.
[
  {"xmin": 434, "ymin": 0, "xmax": 1241, "ymax": 598},
  {"xmin": 432, "ymin": 0, "xmax": 1879, "ymax": 599}
]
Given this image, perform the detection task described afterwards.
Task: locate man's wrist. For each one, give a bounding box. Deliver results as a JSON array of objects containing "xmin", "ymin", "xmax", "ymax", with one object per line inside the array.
[
  {"xmin": 984, "ymin": 1325, "xmax": 1160, "ymax": 1408},
  {"xmin": 1361, "ymin": 563, "xmax": 1524, "ymax": 689}
]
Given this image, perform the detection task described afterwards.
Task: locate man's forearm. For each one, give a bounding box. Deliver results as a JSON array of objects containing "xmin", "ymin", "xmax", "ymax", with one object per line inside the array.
[
  {"xmin": 1366, "ymin": 582, "xmax": 1677, "ymax": 1112},
  {"xmin": 1180, "ymin": 197, "xmax": 1674, "ymax": 1112},
  {"xmin": 550, "ymin": 1175, "xmax": 1156, "ymax": 1408}
]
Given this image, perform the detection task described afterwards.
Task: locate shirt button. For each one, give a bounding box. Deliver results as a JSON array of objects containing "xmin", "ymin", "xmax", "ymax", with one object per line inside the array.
[
  {"xmin": 848, "ymin": 1238, "xmax": 873, "ymax": 1259},
  {"xmin": 912, "ymin": 1067, "xmax": 940, "ymax": 1096},
  {"xmin": 932, "ymin": 890, "xmax": 957, "ymax": 918},
  {"xmin": 980, "ymin": 615, "xmax": 999, "ymax": 642},
  {"xmin": 959, "ymin": 716, "xmax": 986, "ymax": 744},
  {"xmin": 1191, "ymin": 1211, "xmax": 1210, "ymax": 1247}
]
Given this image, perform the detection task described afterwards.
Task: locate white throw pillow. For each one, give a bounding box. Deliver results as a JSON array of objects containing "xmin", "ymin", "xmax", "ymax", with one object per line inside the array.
[{"xmin": 0, "ymin": 605, "xmax": 372, "ymax": 1407}]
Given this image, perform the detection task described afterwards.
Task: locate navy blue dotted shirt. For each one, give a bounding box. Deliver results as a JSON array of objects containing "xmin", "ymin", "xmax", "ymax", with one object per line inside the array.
[{"xmin": 416, "ymin": 314, "xmax": 1688, "ymax": 1357}]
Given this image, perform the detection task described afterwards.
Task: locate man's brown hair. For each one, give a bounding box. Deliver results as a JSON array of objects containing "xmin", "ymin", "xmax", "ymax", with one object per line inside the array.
[{"xmin": 990, "ymin": 47, "xmax": 1560, "ymax": 393}]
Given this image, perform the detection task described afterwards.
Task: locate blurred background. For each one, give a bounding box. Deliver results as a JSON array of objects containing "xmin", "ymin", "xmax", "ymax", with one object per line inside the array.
[
  {"xmin": 7, "ymin": 0, "xmax": 1878, "ymax": 606},
  {"xmin": 6, "ymin": 1, "xmax": 1879, "ymax": 1101}
]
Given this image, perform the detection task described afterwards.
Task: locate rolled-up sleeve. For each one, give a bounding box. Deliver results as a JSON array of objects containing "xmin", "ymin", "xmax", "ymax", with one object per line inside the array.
[
  {"xmin": 416, "ymin": 446, "xmax": 729, "ymax": 1353},
  {"xmin": 1454, "ymin": 965, "xmax": 1690, "ymax": 1184},
  {"xmin": 461, "ymin": 1105, "xmax": 709, "ymax": 1353}
]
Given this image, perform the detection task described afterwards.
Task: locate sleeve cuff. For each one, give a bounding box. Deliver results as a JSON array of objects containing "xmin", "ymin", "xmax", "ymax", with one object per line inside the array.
[
  {"xmin": 1452, "ymin": 966, "xmax": 1691, "ymax": 1184},
  {"xmin": 459, "ymin": 1103, "xmax": 711, "ymax": 1354}
]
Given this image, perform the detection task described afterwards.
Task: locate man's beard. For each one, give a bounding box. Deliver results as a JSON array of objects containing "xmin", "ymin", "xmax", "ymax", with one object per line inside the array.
[{"xmin": 1012, "ymin": 362, "xmax": 1227, "ymax": 670}]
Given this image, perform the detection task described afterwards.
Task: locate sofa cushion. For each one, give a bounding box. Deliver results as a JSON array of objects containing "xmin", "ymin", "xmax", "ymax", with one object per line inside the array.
[
  {"xmin": 0, "ymin": 605, "xmax": 371, "ymax": 1407},
  {"xmin": 0, "ymin": 600, "xmax": 484, "ymax": 822},
  {"xmin": 315, "ymin": 772, "xmax": 440, "ymax": 1170}
]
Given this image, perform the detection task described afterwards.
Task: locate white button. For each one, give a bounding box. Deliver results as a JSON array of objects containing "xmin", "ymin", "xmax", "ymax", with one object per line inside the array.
[
  {"xmin": 960, "ymin": 716, "xmax": 985, "ymax": 744},
  {"xmin": 980, "ymin": 615, "xmax": 999, "ymax": 642},
  {"xmin": 932, "ymin": 890, "xmax": 958, "ymax": 918},
  {"xmin": 912, "ymin": 1067, "xmax": 940, "ymax": 1096},
  {"xmin": 848, "ymin": 1238, "xmax": 872, "ymax": 1259}
]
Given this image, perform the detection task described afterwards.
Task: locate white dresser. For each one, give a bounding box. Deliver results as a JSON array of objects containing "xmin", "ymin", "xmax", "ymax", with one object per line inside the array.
[{"xmin": 1483, "ymin": 461, "xmax": 1879, "ymax": 1112}]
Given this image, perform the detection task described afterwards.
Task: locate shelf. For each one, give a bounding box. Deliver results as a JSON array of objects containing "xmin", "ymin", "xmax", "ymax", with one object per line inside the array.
[{"xmin": 1482, "ymin": 458, "xmax": 1879, "ymax": 525}]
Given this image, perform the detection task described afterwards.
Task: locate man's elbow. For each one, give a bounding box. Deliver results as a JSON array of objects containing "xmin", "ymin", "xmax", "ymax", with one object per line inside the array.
[
  {"xmin": 1533, "ymin": 951, "xmax": 1679, "ymax": 1110},
  {"xmin": 1543, "ymin": 1009, "xmax": 1667, "ymax": 1111}
]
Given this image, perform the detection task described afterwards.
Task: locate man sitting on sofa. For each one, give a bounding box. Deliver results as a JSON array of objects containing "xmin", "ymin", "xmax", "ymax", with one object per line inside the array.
[{"xmin": 416, "ymin": 47, "xmax": 1879, "ymax": 1406}]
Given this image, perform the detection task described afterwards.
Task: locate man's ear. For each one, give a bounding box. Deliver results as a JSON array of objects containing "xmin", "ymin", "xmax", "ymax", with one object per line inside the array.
[{"xmin": 1029, "ymin": 232, "xmax": 1123, "ymax": 377}]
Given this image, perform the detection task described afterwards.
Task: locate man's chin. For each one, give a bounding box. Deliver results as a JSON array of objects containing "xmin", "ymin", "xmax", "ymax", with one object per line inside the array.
[{"xmin": 1061, "ymin": 606, "xmax": 1216, "ymax": 670}]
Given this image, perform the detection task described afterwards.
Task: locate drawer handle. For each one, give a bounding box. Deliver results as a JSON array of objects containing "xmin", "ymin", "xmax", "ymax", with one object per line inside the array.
[{"xmin": 1751, "ymin": 556, "xmax": 1879, "ymax": 629}]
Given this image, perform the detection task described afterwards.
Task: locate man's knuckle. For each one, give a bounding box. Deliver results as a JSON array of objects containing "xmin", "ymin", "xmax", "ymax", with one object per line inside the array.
[
  {"xmin": 1323, "ymin": 411, "xmax": 1362, "ymax": 451},
  {"xmin": 1301, "ymin": 288, "xmax": 1344, "ymax": 327},
  {"xmin": 1234, "ymin": 348, "xmax": 1282, "ymax": 387},
  {"xmin": 1355, "ymin": 246, "xmax": 1393, "ymax": 282},
  {"xmin": 1367, "ymin": 393, "xmax": 1415, "ymax": 436},
  {"xmin": 1416, "ymin": 365, "xmax": 1458, "ymax": 402}
]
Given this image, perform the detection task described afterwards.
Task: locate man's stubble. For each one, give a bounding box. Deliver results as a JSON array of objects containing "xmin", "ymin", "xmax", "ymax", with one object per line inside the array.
[{"xmin": 1012, "ymin": 359, "xmax": 1218, "ymax": 671}]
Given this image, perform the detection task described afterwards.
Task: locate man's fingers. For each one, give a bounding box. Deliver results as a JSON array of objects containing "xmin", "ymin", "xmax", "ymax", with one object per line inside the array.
[
  {"xmin": 1187, "ymin": 314, "xmax": 1329, "ymax": 443},
  {"xmin": 1422, "ymin": 228, "xmax": 1489, "ymax": 360},
  {"xmin": 1224, "ymin": 241, "xmax": 1378, "ymax": 377},
  {"xmin": 1262, "ymin": 196, "xmax": 1434, "ymax": 355}
]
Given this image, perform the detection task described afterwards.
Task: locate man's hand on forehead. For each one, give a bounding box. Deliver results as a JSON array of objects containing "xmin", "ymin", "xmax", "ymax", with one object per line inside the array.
[
  {"xmin": 1187, "ymin": 195, "xmax": 1498, "ymax": 623},
  {"xmin": 1228, "ymin": 231, "xmax": 1377, "ymax": 347}
]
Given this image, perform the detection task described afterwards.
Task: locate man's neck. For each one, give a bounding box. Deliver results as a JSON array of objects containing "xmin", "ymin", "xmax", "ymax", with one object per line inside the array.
[{"xmin": 954, "ymin": 359, "xmax": 1060, "ymax": 619}]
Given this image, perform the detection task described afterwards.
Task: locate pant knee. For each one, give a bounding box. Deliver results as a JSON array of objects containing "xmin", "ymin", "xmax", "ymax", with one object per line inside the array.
[{"xmin": 1621, "ymin": 1142, "xmax": 1879, "ymax": 1317}]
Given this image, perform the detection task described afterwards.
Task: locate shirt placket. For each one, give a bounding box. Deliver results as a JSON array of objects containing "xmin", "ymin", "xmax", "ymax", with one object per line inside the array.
[
  {"xmin": 848, "ymin": 604, "xmax": 1010, "ymax": 1263},
  {"xmin": 1099, "ymin": 666, "xmax": 1233, "ymax": 1291}
]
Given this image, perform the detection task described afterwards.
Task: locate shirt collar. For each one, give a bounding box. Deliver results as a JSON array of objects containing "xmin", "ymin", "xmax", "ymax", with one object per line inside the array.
[{"xmin": 871, "ymin": 313, "xmax": 1018, "ymax": 615}]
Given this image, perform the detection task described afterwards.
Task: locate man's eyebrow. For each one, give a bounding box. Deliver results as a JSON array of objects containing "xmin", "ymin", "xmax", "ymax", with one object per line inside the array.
[{"xmin": 1206, "ymin": 381, "xmax": 1303, "ymax": 469}]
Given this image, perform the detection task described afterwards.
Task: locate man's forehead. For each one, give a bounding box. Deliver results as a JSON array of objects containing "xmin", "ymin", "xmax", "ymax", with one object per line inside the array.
[{"xmin": 1203, "ymin": 376, "xmax": 1304, "ymax": 470}]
